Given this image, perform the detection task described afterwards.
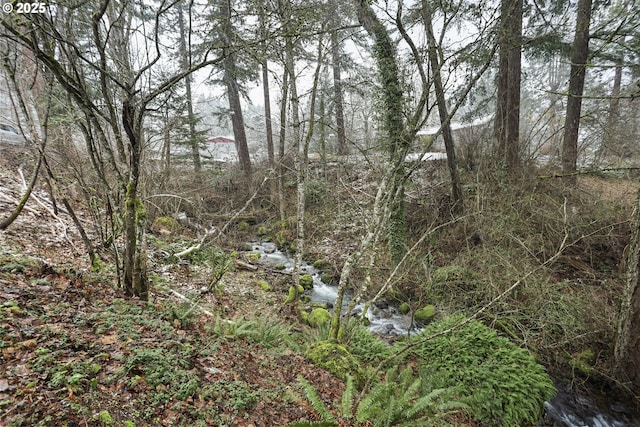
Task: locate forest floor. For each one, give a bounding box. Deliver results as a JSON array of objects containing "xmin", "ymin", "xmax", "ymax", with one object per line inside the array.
[
  {"xmin": 1, "ymin": 142, "xmax": 640, "ymax": 426},
  {"xmin": 0, "ymin": 145, "xmax": 350, "ymax": 426}
]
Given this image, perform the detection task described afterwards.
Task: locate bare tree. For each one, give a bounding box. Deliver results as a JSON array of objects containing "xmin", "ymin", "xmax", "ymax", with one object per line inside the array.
[
  {"xmin": 421, "ymin": 0, "xmax": 463, "ymax": 214},
  {"xmin": 1, "ymin": 0, "xmax": 223, "ymax": 300}
]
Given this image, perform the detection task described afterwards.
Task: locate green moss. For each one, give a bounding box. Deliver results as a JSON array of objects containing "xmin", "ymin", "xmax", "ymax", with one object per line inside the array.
[
  {"xmin": 307, "ymin": 308, "xmax": 331, "ymax": 327},
  {"xmin": 398, "ymin": 302, "xmax": 410, "ymax": 314},
  {"xmin": 321, "ymin": 273, "xmax": 338, "ymax": 285},
  {"xmin": 306, "ymin": 341, "xmax": 364, "ymax": 386},
  {"xmin": 312, "ymin": 259, "xmax": 330, "ymax": 270},
  {"xmin": 152, "ymin": 216, "xmax": 181, "ymax": 233},
  {"xmin": 257, "ymin": 280, "xmax": 272, "ymax": 292},
  {"xmin": 569, "ymin": 349, "xmax": 596, "ymax": 376},
  {"xmin": 414, "ymin": 305, "xmax": 436, "ymax": 322},
  {"xmin": 300, "ymin": 274, "xmax": 314, "ymax": 290},
  {"xmin": 284, "ymin": 285, "xmax": 305, "ymax": 304},
  {"xmin": 431, "ymin": 265, "xmax": 479, "ymax": 286},
  {"xmin": 246, "ymin": 252, "xmax": 261, "ymax": 262},
  {"xmin": 257, "ymin": 226, "xmax": 268, "ymax": 236}
]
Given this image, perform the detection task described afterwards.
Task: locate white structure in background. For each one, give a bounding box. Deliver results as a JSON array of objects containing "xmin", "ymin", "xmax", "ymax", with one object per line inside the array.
[
  {"xmin": 203, "ymin": 136, "xmax": 238, "ymax": 163},
  {"xmin": 416, "ymin": 116, "xmax": 493, "ymax": 151},
  {"xmin": 405, "ymin": 152, "xmax": 448, "ymax": 162}
]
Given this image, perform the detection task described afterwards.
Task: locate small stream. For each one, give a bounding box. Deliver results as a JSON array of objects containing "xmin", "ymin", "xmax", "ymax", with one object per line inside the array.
[
  {"xmin": 248, "ymin": 242, "xmax": 640, "ymax": 427},
  {"xmin": 248, "ymin": 242, "xmax": 419, "ymax": 336}
]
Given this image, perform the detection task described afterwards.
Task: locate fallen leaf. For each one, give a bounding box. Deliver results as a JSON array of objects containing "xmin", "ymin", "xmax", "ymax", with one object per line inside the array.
[
  {"xmin": 0, "ymin": 379, "xmax": 9, "ymax": 392},
  {"xmin": 2, "ymin": 347, "xmax": 16, "ymax": 359},
  {"xmin": 101, "ymin": 335, "xmax": 118, "ymax": 345},
  {"xmin": 20, "ymin": 338, "xmax": 38, "ymax": 349}
]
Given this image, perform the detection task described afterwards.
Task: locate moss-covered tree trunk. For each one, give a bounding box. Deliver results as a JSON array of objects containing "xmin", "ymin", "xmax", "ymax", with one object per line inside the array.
[
  {"xmin": 354, "ymin": 0, "xmax": 408, "ymax": 265},
  {"xmin": 122, "ymin": 99, "xmax": 148, "ymax": 300}
]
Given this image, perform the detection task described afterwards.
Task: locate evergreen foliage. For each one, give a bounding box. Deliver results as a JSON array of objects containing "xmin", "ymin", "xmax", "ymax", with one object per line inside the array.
[
  {"xmin": 407, "ymin": 315, "xmax": 556, "ymax": 426},
  {"xmin": 355, "ymin": 366, "xmax": 467, "ymax": 426},
  {"xmin": 343, "ymin": 323, "xmax": 394, "ymax": 364},
  {"xmin": 286, "ymin": 367, "xmax": 466, "ymax": 427}
]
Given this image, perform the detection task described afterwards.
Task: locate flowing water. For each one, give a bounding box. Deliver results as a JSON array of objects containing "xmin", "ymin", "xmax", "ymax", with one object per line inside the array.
[
  {"xmin": 248, "ymin": 242, "xmax": 419, "ymax": 336},
  {"xmin": 248, "ymin": 242, "xmax": 640, "ymax": 427}
]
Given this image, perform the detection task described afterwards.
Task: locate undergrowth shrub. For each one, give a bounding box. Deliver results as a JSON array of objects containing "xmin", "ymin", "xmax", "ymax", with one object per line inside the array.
[
  {"xmin": 208, "ymin": 315, "xmax": 298, "ymax": 350},
  {"xmin": 341, "ymin": 320, "xmax": 394, "ymax": 364},
  {"xmin": 287, "ymin": 367, "xmax": 466, "ymax": 427},
  {"xmin": 355, "ymin": 366, "xmax": 467, "ymax": 427},
  {"xmin": 406, "ymin": 315, "xmax": 555, "ymax": 426}
]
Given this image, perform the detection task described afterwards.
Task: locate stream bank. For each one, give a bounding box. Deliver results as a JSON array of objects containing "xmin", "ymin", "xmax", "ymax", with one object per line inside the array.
[{"xmin": 248, "ymin": 241, "xmax": 640, "ymax": 427}]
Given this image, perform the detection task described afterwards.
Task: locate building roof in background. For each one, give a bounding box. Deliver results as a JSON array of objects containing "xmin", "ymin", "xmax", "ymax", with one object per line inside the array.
[{"xmin": 206, "ymin": 136, "xmax": 235, "ymax": 144}]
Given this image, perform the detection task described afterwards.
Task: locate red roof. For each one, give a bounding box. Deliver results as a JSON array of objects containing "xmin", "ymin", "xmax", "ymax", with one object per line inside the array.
[{"xmin": 206, "ymin": 136, "xmax": 235, "ymax": 144}]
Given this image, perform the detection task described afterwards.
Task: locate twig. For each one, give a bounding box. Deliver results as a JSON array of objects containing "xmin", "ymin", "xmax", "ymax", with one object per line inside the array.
[
  {"xmin": 356, "ymin": 206, "xmax": 573, "ymax": 404},
  {"xmin": 163, "ymin": 287, "xmax": 214, "ymax": 317}
]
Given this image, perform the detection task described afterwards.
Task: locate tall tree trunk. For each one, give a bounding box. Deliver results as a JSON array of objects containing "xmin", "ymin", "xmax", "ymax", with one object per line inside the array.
[
  {"xmin": 259, "ymin": 5, "xmax": 275, "ymax": 167},
  {"xmin": 286, "ymin": 27, "xmax": 303, "ymax": 298},
  {"xmin": 422, "ymin": 0, "xmax": 463, "ymax": 215},
  {"xmin": 259, "ymin": 1, "xmax": 277, "ymax": 204},
  {"xmin": 353, "ymin": 0, "xmax": 408, "ymax": 264},
  {"xmin": 603, "ymin": 63, "xmax": 622, "ymax": 158},
  {"xmin": 614, "ymin": 183, "xmax": 640, "ymax": 396},
  {"xmin": 331, "ymin": 29, "xmax": 347, "ymax": 155},
  {"xmin": 561, "ymin": 0, "xmax": 592, "ymax": 186},
  {"xmin": 277, "ymin": 67, "xmax": 289, "ymax": 222},
  {"xmin": 122, "ymin": 99, "xmax": 148, "ymax": 300},
  {"xmin": 495, "ymin": 0, "xmax": 523, "ymax": 173},
  {"xmin": 177, "ymin": 3, "xmax": 201, "ymax": 174},
  {"xmin": 221, "ymin": 0, "xmax": 251, "ymax": 177}
]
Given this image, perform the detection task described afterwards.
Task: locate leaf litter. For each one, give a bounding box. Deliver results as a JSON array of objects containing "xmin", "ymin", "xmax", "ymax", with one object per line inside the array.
[{"xmin": 0, "ymin": 146, "xmax": 344, "ymax": 426}]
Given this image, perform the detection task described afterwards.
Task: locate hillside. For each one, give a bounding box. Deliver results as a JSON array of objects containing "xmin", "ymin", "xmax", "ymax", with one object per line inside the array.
[{"xmin": 2, "ymin": 143, "xmax": 640, "ymax": 426}]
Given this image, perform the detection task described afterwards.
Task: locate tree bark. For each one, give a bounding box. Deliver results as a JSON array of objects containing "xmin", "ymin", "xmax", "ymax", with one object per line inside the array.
[
  {"xmin": 331, "ymin": 29, "xmax": 347, "ymax": 155},
  {"xmin": 177, "ymin": 3, "xmax": 202, "ymax": 174},
  {"xmin": 614, "ymin": 184, "xmax": 640, "ymax": 396},
  {"xmin": 495, "ymin": 0, "xmax": 523, "ymax": 173},
  {"xmin": 353, "ymin": 0, "xmax": 408, "ymax": 264},
  {"xmin": 122, "ymin": 99, "xmax": 148, "ymax": 300},
  {"xmin": 277, "ymin": 67, "xmax": 289, "ymax": 223},
  {"xmin": 259, "ymin": 3, "xmax": 275, "ymax": 168},
  {"xmin": 422, "ymin": 0, "xmax": 463, "ymax": 215},
  {"xmin": 221, "ymin": 0, "xmax": 251, "ymax": 177},
  {"xmin": 561, "ymin": 0, "xmax": 592, "ymax": 186},
  {"xmin": 603, "ymin": 63, "xmax": 622, "ymax": 158}
]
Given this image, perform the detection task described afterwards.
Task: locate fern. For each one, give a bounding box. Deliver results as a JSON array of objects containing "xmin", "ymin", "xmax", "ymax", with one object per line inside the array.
[
  {"xmin": 296, "ymin": 376, "xmax": 336, "ymax": 424},
  {"xmin": 408, "ymin": 315, "xmax": 556, "ymax": 426},
  {"xmin": 355, "ymin": 366, "xmax": 465, "ymax": 427},
  {"xmin": 289, "ymin": 369, "xmax": 464, "ymax": 427},
  {"xmin": 339, "ymin": 374, "xmax": 354, "ymax": 418}
]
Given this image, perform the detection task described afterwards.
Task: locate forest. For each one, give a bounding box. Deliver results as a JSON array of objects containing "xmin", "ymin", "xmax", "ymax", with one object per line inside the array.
[{"xmin": 1, "ymin": 0, "xmax": 640, "ymax": 425}]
